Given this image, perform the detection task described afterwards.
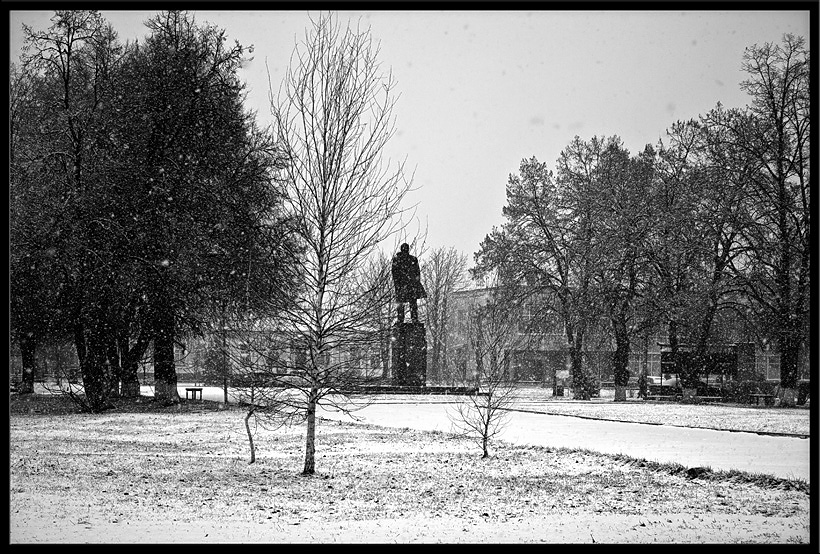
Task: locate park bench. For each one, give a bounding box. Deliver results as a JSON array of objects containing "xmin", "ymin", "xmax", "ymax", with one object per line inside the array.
[
  {"xmin": 749, "ymin": 393, "xmax": 775, "ymax": 406},
  {"xmin": 185, "ymin": 387, "xmax": 203, "ymax": 401},
  {"xmin": 697, "ymin": 396, "xmax": 723, "ymax": 403},
  {"xmin": 646, "ymin": 395, "xmax": 676, "ymax": 402}
]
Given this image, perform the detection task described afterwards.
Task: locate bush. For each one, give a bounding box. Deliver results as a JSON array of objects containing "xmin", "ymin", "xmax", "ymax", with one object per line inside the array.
[{"xmin": 797, "ymin": 382, "xmax": 810, "ymax": 405}]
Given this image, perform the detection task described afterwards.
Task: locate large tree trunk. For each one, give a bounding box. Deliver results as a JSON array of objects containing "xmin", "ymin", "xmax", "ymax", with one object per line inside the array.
[
  {"xmin": 565, "ymin": 321, "xmax": 593, "ymax": 400},
  {"xmin": 18, "ymin": 334, "xmax": 37, "ymax": 394},
  {"xmin": 778, "ymin": 321, "xmax": 801, "ymax": 407},
  {"xmin": 638, "ymin": 332, "xmax": 649, "ymax": 399},
  {"xmin": 559, "ymin": 296, "xmax": 596, "ymax": 400},
  {"xmin": 221, "ymin": 325, "xmax": 229, "ymax": 404},
  {"xmin": 303, "ymin": 389, "xmax": 317, "ymax": 475},
  {"xmin": 668, "ymin": 320, "xmax": 696, "ymax": 402},
  {"xmin": 689, "ymin": 290, "xmax": 720, "ymax": 395},
  {"xmin": 677, "ymin": 343, "xmax": 700, "ymax": 392},
  {"xmin": 569, "ymin": 347, "xmax": 591, "ymax": 400},
  {"xmin": 153, "ymin": 306, "xmax": 179, "ymax": 404},
  {"xmin": 84, "ymin": 348, "xmax": 112, "ymax": 411},
  {"xmin": 120, "ymin": 357, "xmax": 142, "ymax": 398},
  {"xmin": 106, "ymin": 339, "xmax": 122, "ymax": 398},
  {"xmin": 612, "ymin": 319, "xmax": 630, "ymax": 402},
  {"xmin": 78, "ymin": 325, "xmax": 114, "ymax": 412},
  {"xmin": 668, "ymin": 319, "xmax": 681, "ymax": 383},
  {"xmin": 774, "ymin": 170, "xmax": 800, "ymax": 407},
  {"xmin": 119, "ymin": 329, "xmax": 149, "ymax": 399}
]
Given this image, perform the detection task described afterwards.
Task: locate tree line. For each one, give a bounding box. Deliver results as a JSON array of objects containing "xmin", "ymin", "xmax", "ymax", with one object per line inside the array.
[
  {"xmin": 10, "ymin": 11, "xmax": 304, "ymax": 411},
  {"xmin": 470, "ymin": 34, "xmax": 809, "ymax": 404},
  {"xmin": 10, "ymin": 10, "xmax": 417, "ymax": 475}
]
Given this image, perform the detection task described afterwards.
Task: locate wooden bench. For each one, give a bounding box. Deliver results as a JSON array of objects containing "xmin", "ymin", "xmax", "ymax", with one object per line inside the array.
[
  {"xmin": 648, "ymin": 385, "xmax": 677, "ymax": 396},
  {"xmin": 749, "ymin": 393, "xmax": 775, "ymax": 406},
  {"xmin": 185, "ymin": 387, "xmax": 203, "ymax": 401},
  {"xmin": 646, "ymin": 395, "xmax": 676, "ymax": 402},
  {"xmin": 697, "ymin": 396, "xmax": 723, "ymax": 403}
]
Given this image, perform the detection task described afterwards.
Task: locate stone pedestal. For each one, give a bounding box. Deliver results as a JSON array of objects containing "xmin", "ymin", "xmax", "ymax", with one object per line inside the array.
[{"xmin": 391, "ymin": 322, "xmax": 427, "ymax": 387}]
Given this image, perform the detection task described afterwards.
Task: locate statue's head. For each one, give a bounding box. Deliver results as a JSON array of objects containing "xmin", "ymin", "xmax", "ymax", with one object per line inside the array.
[{"xmin": 400, "ymin": 243, "xmax": 409, "ymax": 254}]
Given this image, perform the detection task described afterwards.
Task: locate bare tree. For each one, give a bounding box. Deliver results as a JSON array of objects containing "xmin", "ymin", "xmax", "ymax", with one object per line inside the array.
[
  {"xmin": 592, "ymin": 142, "xmax": 656, "ymax": 402},
  {"xmin": 422, "ymin": 247, "xmax": 469, "ymax": 383},
  {"xmin": 473, "ymin": 144, "xmax": 610, "ymax": 400},
  {"xmin": 704, "ymin": 35, "xmax": 810, "ymax": 406},
  {"xmin": 226, "ymin": 332, "xmax": 275, "ymax": 464},
  {"xmin": 449, "ymin": 281, "xmax": 521, "ymax": 458},
  {"xmin": 248, "ymin": 13, "xmax": 414, "ymax": 475},
  {"xmin": 361, "ymin": 252, "xmax": 395, "ymax": 380}
]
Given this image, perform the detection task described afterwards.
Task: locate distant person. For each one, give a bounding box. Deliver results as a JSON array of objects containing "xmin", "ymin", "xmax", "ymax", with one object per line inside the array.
[{"xmin": 391, "ymin": 243, "xmax": 426, "ymax": 323}]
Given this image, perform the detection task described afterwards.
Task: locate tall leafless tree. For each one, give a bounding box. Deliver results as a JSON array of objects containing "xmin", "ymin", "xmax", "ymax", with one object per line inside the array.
[
  {"xmin": 422, "ymin": 246, "xmax": 469, "ymax": 383},
  {"xmin": 474, "ymin": 141, "xmax": 613, "ymax": 400},
  {"xmin": 592, "ymin": 142, "xmax": 656, "ymax": 401},
  {"xmin": 248, "ymin": 13, "xmax": 414, "ymax": 475},
  {"xmin": 449, "ymin": 280, "xmax": 521, "ymax": 458},
  {"xmin": 704, "ymin": 35, "xmax": 810, "ymax": 406}
]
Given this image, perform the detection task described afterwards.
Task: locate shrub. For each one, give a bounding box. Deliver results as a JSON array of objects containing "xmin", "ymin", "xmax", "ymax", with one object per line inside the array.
[{"xmin": 797, "ymin": 382, "xmax": 810, "ymax": 405}]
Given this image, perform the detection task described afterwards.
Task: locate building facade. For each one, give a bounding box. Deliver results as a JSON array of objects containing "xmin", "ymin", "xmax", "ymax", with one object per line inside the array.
[{"xmin": 438, "ymin": 288, "xmax": 809, "ymax": 388}]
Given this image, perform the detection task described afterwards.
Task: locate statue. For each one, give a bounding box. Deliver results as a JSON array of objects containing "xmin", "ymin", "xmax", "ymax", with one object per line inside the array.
[
  {"xmin": 390, "ymin": 243, "xmax": 427, "ymax": 386},
  {"xmin": 391, "ymin": 243, "xmax": 426, "ymax": 323}
]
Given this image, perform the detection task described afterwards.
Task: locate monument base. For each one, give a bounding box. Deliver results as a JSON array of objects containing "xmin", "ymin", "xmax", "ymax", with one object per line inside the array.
[{"xmin": 391, "ymin": 321, "xmax": 427, "ymax": 387}]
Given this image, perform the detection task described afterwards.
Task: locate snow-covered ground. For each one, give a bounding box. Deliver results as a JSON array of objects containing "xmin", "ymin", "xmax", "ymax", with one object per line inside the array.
[
  {"xmin": 145, "ymin": 385, "xmax": 810, "ymax": 482},
  {"xmin": 9, "ymin": 403, "xmax": 810, "ymax": 544}
]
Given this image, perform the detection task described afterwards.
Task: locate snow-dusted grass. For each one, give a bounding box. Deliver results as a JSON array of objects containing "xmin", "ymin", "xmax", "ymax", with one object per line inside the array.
[
  {"xmin": 511, "ymin": 400, "xmax": 810, "ymax": 436},
  {"xmin": 9, "ymin": 394, "xmax": 809, "ymax": 543}
]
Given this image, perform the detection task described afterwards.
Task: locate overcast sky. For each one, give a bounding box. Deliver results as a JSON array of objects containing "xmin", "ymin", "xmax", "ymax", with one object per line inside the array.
[{"xmin": 9, "ymin": 9, "xmax": 810, "ymax": 260}]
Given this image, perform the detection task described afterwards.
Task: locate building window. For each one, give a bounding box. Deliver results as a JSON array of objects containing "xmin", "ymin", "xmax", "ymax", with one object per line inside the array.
[{"xmin": 764, "ymin": 353, "xmax": 780, "ymax": 381}]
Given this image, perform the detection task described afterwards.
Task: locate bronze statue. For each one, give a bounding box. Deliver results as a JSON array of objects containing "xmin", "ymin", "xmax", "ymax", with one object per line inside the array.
[{"xmin": 391, "ymin": 243, "xmax": 426, "ymax": 323}]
